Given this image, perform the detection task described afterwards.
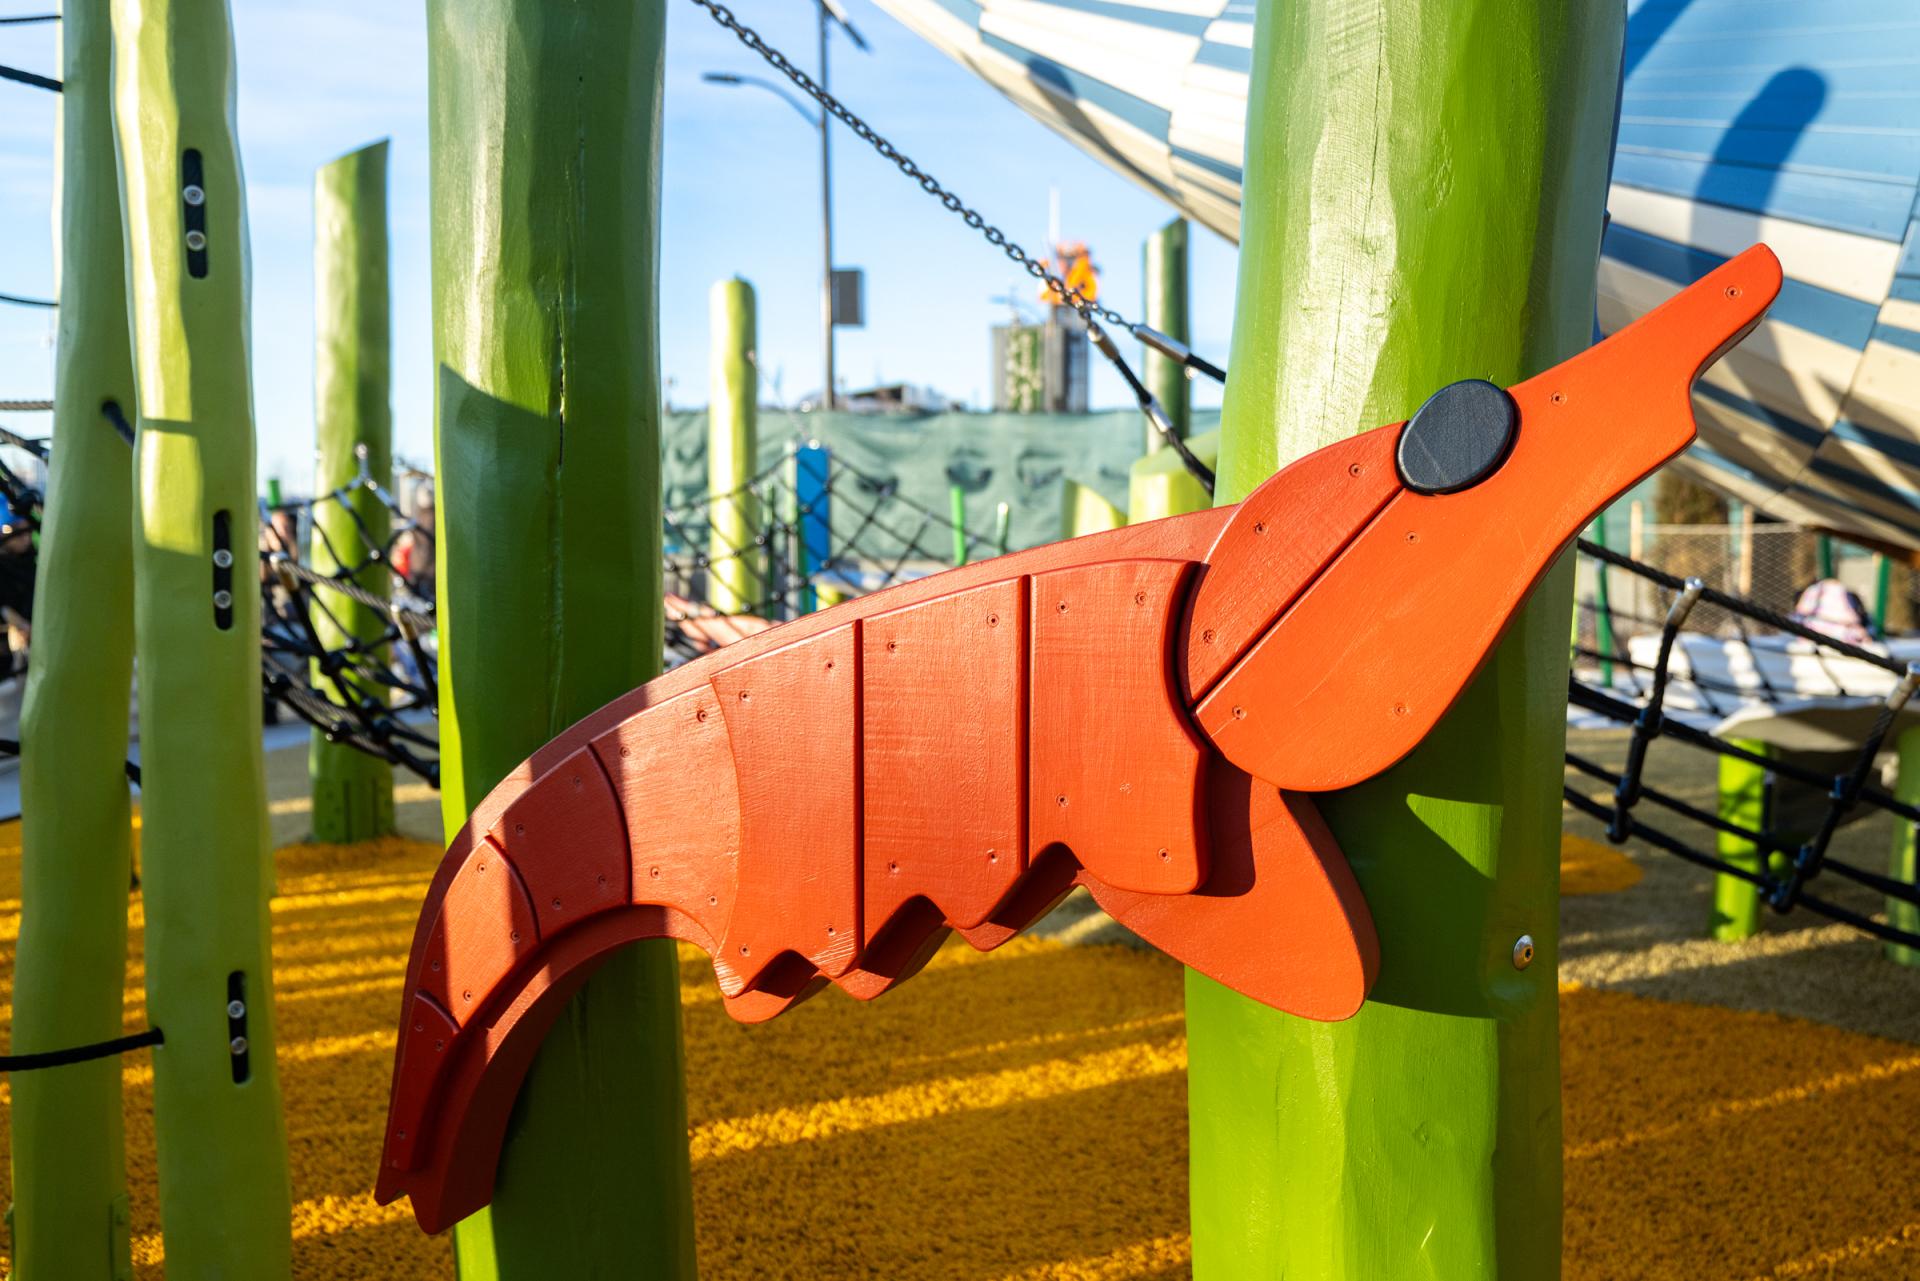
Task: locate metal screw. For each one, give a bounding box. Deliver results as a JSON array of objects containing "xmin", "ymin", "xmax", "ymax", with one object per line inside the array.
[
  {"xmin": 212, "ymin": 589, "xmax": 232, "ymax": 609},
  {"xmin": 226, "ymin": 999, "xmax": 246, "ymax": 1020},
  {"xmin": 1511, "ymin": 934, "xmax": 1536, "ymax": 969},
  {"xmin": 183, "ymin": 184, "xmax": 206, "ymax": 206},
  {"xmin": 185, "ymin": 229, "xmax": 207, "ymax": 251},
  {"xmin": 212, "ymin": 548, "xmax": 233, "ymax": 569},
  {"xmin": 228, "ymin": 1035, "xmax": 249, "ymax": 1056}
]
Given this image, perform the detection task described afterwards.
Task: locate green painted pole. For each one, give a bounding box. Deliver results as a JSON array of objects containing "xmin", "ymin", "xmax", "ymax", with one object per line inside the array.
[
  {"xmin": 709, "ymin": 276, "xmax": 760, "ymax": 614},
  {"xmin": 1874, "ymin": 553, "xmax": 1891, "ymax": 633},
  {"xmin": 1143, "ymin": 216, "xmax": 1190, "ymax": 450},
  {"xmin": 1888, "ymin": 728, "xmax": 1920, "ymax": 967},
  {"xmin": 8, "ymin": 1, "xmax": 140, "ymax": 1274},
  {"xmin": 949, "ymin": 483, "xmax": 968, "ymax": 566},
  {"xmin": 1186, "ymin": 4, "xmax": 1624, "ymax": 1277},
  {"xmin": 1711, "ymin": 741, "xmax": 1770, "ymax": 941},
  {"xmin": 427, "ymin": 1, "xmax": 696, "ymax": 1276},
  {"xmin": 1817, "ymin": 534, "xmax": 1835, "ymax": 580},
  {"xmin": 309, "ymin": 140, "xmax": 394, "ymax": 843},
  {"xmin": 1592, "ymin": 510, "xmax": 1616, "ymax": 687},
  {"xmin": 265, "ymin": 476, "xmax": 281, "ymax": 508},
  {"xmin": 993, "ymin": 500, "xmax": 1012, "ymax": 557},
  {"xmin": 111, "ymin": 0, "xmax": 292, "ymax": 1271}
]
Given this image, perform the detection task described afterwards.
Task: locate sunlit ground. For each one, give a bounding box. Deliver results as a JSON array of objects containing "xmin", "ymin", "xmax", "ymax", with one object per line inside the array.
[{"xmin": 0, "ymin": 734, "xmax": 1914, "ymax": 1277}]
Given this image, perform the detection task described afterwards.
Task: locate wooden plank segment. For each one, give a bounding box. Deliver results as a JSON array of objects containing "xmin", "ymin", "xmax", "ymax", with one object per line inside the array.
[
  {"xmin": 711, "ymin": 626, "xmax": 864, "ymax": 993},
  {"xmin": 418, "ymin": 836, "xmax": 540, "ymax": 1029},
  {"xmin": 488, "ymin": 748, "xmax": 631, "ymax": 940}
]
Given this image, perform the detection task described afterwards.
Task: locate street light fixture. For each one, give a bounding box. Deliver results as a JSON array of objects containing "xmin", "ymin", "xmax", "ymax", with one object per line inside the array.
[{"xmin": 703, "ymin": 0, "xmax": 867, "ymax": 411}]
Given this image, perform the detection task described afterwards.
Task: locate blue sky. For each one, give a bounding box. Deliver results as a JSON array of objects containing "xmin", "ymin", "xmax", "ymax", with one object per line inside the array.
[{"xmin": 0, "ymin": 0, "xmax": 1235, "ymax": 491}]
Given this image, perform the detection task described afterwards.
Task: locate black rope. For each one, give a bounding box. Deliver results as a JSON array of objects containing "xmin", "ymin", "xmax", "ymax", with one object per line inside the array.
[
  {"xmin": 0, "ymin": 61, "xmax": 55, "ymax": 91},
  {"xmin": 0, "ymin": 13, "xmax": 59, "ymax": 24},
  {"xmin": 0, "ymin": 290, "xmax": 55, "ymax": 308},
  {"xmin": 0, "ymin": 1027, "xmax": 162, "ymax": 1073},
  {"xmin": 0, "ymin": 737, "xmax": 141, "ymax": 785}
]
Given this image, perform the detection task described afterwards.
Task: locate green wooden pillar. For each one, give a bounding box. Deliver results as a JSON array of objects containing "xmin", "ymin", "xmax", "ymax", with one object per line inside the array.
[
  {"xmin": 8, "ymin": 1, "xmax": 140, "ymax": 1275},
  {"xmin": 708, "ymin": 276, "xmax": 760, "ymax": 615},
  {"xmin": 949, "ymin": 484, "xmax": 968, "ymax": 566},
  {"xmin": 427, "ymin": 1, "xmax": 696, "ymax": 1276},
  {"xmin": 1710, "ymin": 741, "xmax": 1771, "ymax": 941},
  {"xmin": 1143, "ymin": 216, "xmax": 1190, "ymax": 449},
  {"xmin": 1888, "ymin": 728, "xmax": 1920, "ymax": 966},
  {"xmin": 309, "ymin": 140, "xmax": 394, "ymax": 843},
  {"xmin": 111, "ymin": 0, "xmax": 292, "ymax": 1272},
  {"xmin": 1186, "ymin": 4, "xmax": 1625, "ymax": 1278}
]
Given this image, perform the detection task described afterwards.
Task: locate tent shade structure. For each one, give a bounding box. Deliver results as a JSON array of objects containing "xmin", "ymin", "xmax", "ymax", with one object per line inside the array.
[
  {"xmin": 867, "ymin": 0, "xmax": 1920, "ymax": 552},
  {"xmin": 376, "ymin": 249, "xmax": 1780, "ymax": 1236}
]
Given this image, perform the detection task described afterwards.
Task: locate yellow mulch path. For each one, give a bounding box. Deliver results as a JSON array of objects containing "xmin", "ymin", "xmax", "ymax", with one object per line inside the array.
[
  {"xmin": 1561, "ymin": 831, "xmax": 1645, "ymax": 895},
  {"xmin": 2, "ymin": 824, "xmax": 1918, "ymax": 1278}
]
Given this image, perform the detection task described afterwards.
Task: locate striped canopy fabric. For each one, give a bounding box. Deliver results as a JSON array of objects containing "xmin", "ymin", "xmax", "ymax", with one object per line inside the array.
[{"xmin": 870, "ymin": 0, "xmax": 1920, "ymax": 549}]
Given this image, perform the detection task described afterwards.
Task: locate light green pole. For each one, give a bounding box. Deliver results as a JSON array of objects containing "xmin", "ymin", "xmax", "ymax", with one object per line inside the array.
[
  {"xmin": 1711, "ymin": 741, "xmax": 1770, "ymax": 941},
  {"xmin": 1592, "ymin": 510, "xmax": 1616, "ymax": 686},
  {"xmin": 708, "ymin": 276, "xmax": 761, "ymax": 614},
  {"xmin": 1186, "ymin": 4, "xmax": 1624, "ymax": 1278},
  {"xmin": 8, "ymin": 1, "xmax": 140, "ymax": 1275},
  {"xmin": 1888, "ymin": 729, "xmax": 1920, "ymax": 967},
  {"xmin": 111, "ymin": 0, "xmax": 291, "ymax": 1272},
  {"xmin": 309, "ymin": 140, "xmax": 394, "ymax": 843},
  {"xmin": 1143, "ymin": 216, "xmax": 1190, "ymax": 450},
  {"xmin": 426, "ymin": 1, "xmax": 696, "ymax": 1277},
  {"xmin": 949, "ymin": 484, "xmax": 968, "ymax": 566}
]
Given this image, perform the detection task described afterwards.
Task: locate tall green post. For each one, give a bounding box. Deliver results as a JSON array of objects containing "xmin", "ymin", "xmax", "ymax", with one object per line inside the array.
[
  {"xmin": 427, "ymin": 1, "xmax": 696, "ymax": 1277},
  {"xmin": 1888, "ymin": 728, "xmax": 1920, "ymax": 967},
  {"xmin": 709, "ymin": 276, "xmax": 761, "ymax": 614},
  {"xmin": 1185, "ymin": 4, "xmax": 1624, "ymax": 1278},
  {"xmin": 8, "ymin": 1, "xmax": 140, "ymax": 1275},
  {"xmin": 112, "ymin": 0, "xmax": 292, "ymax": 1272},
  {"xmin": 1143, "ymin": 216, "xmax": 1190, "ymax": 449},
  {"xmin": 1711, "ymin": 741, "xmax": 1770, "ymax": 941},
  {"xmin": 309, "ymin": 140, "xmax": 394, "ymax": 843}
]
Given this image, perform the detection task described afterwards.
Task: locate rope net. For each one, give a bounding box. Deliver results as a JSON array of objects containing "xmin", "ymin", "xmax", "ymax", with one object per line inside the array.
[{"xmin": 1571, "ymin": 537, "xmax": 1920, "ymax": 951}]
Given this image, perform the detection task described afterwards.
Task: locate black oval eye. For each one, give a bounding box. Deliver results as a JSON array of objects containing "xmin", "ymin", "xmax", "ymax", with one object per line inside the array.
[{"xmin": 1395, "ymin": 379, "xmax": 1518, "ymax": 495}]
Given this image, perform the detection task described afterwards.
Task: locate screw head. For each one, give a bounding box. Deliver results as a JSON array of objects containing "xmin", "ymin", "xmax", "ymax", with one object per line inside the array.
[
  {"xmin": 212, "ymin": 589, "xmax": 233, "ymax": 609},
  {"xmin": 183, "ymin": 184, "xmax": 206, "ymax": 206},
  {"xmin": 1511, "ymin": 934, "xmax": 1536, "ymax": 969},
  {"xmin": 212, "ymin": 548, "xmax": 234, "ymax": 569},
  {"xmin": 228, "ymin": 1035, "xmax": 249, "ymax": 1056},
  {"xmin": 226, "ymin": 999, "xmax": 246, "ymax": 1020},
  {"xmin": 185, "ymin": 229, "xmax": 208, "ymax": 251}
]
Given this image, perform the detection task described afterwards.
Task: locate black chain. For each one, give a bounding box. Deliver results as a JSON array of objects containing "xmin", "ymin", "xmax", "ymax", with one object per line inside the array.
[{"xmin": 689, "ymin": 0, "xmax": 1128, "ymax": 331}]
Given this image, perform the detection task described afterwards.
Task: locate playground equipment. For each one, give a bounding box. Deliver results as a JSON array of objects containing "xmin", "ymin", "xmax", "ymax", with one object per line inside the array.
[{"xmin": 374, "ymin": 246, "xmax": 1781, "ymax": 1234}]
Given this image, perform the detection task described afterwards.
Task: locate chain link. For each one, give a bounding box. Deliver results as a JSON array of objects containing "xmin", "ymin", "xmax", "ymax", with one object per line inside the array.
[{"xmin": 689, "ymin": 0, "xmax": 1130, "ymax": 330}]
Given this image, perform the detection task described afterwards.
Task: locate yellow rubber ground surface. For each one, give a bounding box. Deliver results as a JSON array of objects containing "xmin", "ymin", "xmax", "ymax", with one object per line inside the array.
[
  {"xmin": 1561, "ymin": 831, "xmax": 1645, "ymax": 896},
  {"xmin": 1, "ymin": 827, "xmax": 1917, "ymax": 1278}
]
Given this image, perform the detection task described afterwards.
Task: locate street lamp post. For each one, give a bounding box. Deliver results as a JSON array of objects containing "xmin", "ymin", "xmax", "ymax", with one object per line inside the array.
[{"xmin": 704, "ymin": 0, "xmax": 864, "ymax": 411}]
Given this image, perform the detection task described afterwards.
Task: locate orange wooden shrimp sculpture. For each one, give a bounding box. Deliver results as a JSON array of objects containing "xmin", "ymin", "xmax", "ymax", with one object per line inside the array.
[{"xmin": 379, "ymin": 246, "xmax": 1781, "ymax": 1233}]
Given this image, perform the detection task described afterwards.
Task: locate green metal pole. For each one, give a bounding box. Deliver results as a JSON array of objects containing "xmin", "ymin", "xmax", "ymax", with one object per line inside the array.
[
  {"xmin": 1711, "ymin": 740, "xmax": 1770, "ymax": 941},
  {"xmin": 427, "ymin": 1, "xmax": 696, "ymax": 1276},
  {"xmin": 1888, "ymin": 728, "xmax": 1920, "ymax": 967},
  {"xmin": 708, "ymin": 276, "xmax": 760, "ymax": 614},
  {"xmin": 1592, "ymin": 509, "xmax": 1615, "ymax": 687},
  {"xmin": 308, "ymin": 140, "xmax": 394, "ymax": 843},
  {"xmin": 1817, "ymin": 534, "xmax": 1835, "ymax": 580},
  {"xmin": 265, "ymin": 476, "xmax": 281, "ymax": 508},
  {"xmin": 1186, "ymin": 4, "xmax": 1624, "ymax": 1277},
  {"xmin": 1874, "ymin": 553, "xmax": 1891, "ymax": 633},
  {"xmin": 949, "ymin": 483, "xmax": 968, "ymax": 566},
  {"xmin": 1143, "ymin": 216, "xmax": 1190, "ymax": 450},
  {"xmin": 8, "ymin": 1, "xmax": 140, "ymax": 1274},
  {"xmin": 112, "ymin": 0, "xmax": 292, "ymax": 1271}
]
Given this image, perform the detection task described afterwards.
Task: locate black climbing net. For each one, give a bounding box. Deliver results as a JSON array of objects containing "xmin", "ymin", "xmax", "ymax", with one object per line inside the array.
[
  {"xmin": 1569, "ymin": 538, "xmax": 1920, "ymax": 952},
  {"xmin": 258, "ymin": 457, "xmax": 440, "ymax": 786},
  {"xmin": 662, "ymin": 443, "xmax": 1010, "ymax": 665}
]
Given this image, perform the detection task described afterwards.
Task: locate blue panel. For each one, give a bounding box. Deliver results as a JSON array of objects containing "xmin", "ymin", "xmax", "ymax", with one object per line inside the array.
[
  {"xmin": 979, "ymin": 33, "xmax": 1172, "ymax": 141},
  {"xmin": 1193, "ymin": 40, "xmax": 1251, "ymax": 74},
  {"xmin": 1602, "ymin": 223, "xmax": 1880, "ymax": 351},
  {"xmin": 923, "ymin": 0, "xmax": 981, "ymax": 26},
  {"xmin": 1628, "ymin": 32, "xmax": 1920, "ymax": 82},
  {"xmin": 795, "ymin": 443, "xmax": 831, "ymax": 613},
  {"xmin": 1869, "ymin": 319, "xmax": 1920, "ymax": 356},
  {"xmin": 1805, "ymin": 453, "xmax": 1920, "ymax": 512},
  {"xmin": 1036, "ymin": 0, "xmax": 1213, "ymax": 36},
  {"xmin": 1615, "ymin": 121, "xmax": 1920, "ymax": 184},
  {"xmin": 1625, "ymin": 64, "xmax": 1920, "ymax": 99},
  {"xmin": 1695, "ymin": 381, "xmax": 1826, "ymax": 451},
  {"xmin": 1897, "ymin": 217, "xmax": 1920, "ymax": 280},
  {"xmin": 1830, "ymin": 417, "xmax": 1920, "ymax": 470},
  {"xmin": 1610, "ymin": 152, "xmax": 1914, "ymax": 240},
  {"xmin": 1170, "ymin": 145, "xmax": 1242, "ymax": 184}
]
